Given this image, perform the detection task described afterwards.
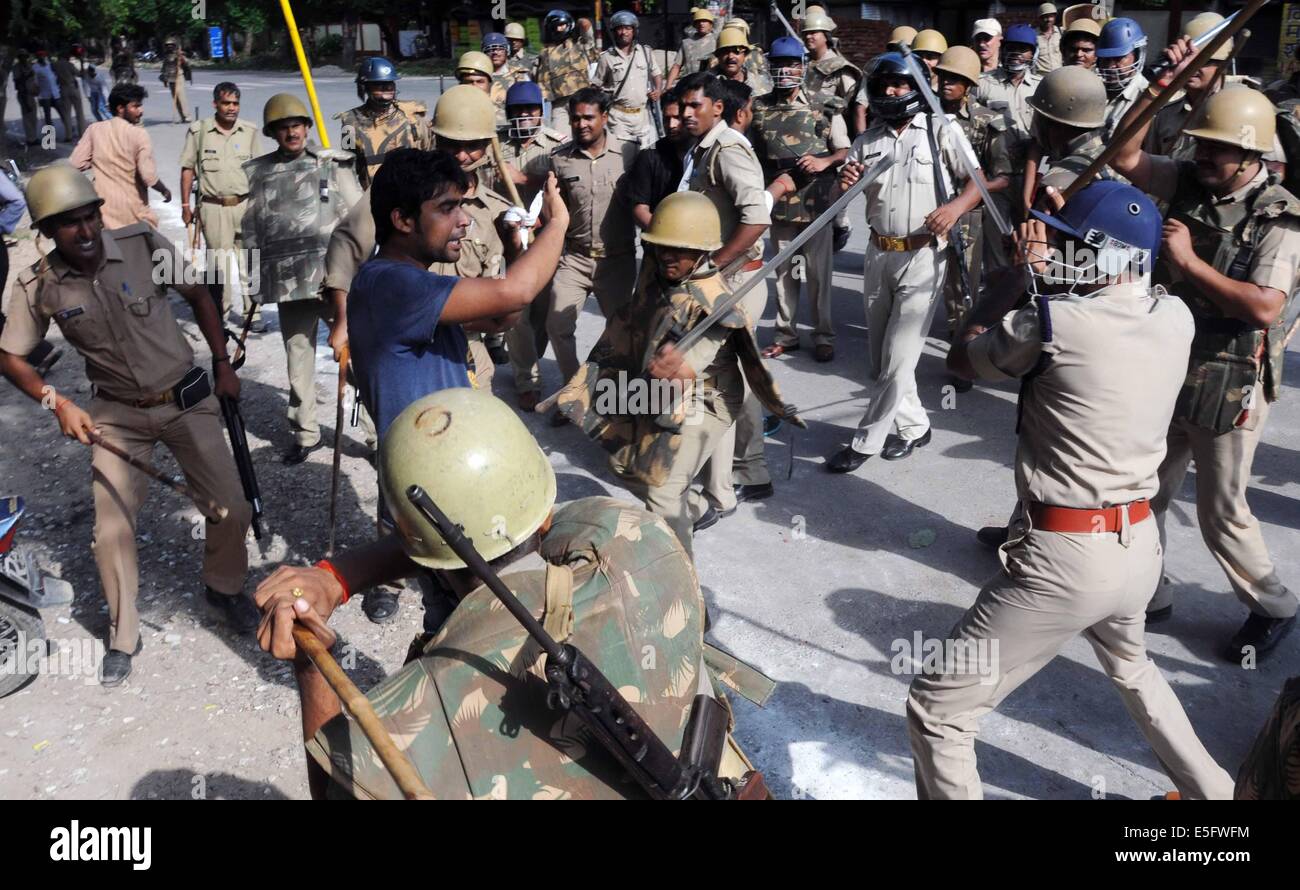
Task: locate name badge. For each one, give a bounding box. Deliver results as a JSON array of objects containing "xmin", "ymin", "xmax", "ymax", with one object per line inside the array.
[{"xmin": 55, "ymin": 306, "xmax": 85, "ymax": 321}]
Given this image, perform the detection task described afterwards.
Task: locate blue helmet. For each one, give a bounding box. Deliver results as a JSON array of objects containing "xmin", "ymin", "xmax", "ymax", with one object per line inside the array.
[
  {"xmin": 481, "ymin": 32, "xmax": 509, "ymax": 52},
  {"xmin": 1096, "ymin": 17, "xmax": 1147, "ymax": 58},
  {"xmin": 1030, "ymin": 181, "xmax": 1161, "ymax": 290},
  {"xmin": 1096, "ymin": 17, "xmax": 1146, "ymax": 95},
  {"xmin": 505, "ymin": 81, "xmax": 545, "ymax": 140},
  {"xmin": 357, "ymin": 56, "xmax": 399, "ymax": 84},
  {"xmin": 770, "ymin": 36, "xmax": 805, "ymax": 89},
  {"xmin": 1001, "ymin": 24, "xmax": 1039, "ymax": 72},
  {"xmin": 866, "ymin": 52, "xmax": 922, "ymax": 123},
  {"xmin": 769, "ymin": 36, "xmax": 805, "ymax": 61},
  {"xmin": 1005, "ymin": 24, "xmax": 1039, "ymax": 47},
  {"xmin": 505, "ymin": 80, "xmax": 544, "ymax": 109}
]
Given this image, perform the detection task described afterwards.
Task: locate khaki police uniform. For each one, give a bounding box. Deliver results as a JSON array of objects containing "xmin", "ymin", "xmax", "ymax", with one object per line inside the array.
[
  {"xmin": 976, "ymin": 68, "xmax": 1038, "ymax": 271},
  {"xmin": 242, "ymin": 147, "xmax": 362, "ymax": 449},
  {"xmin": 0, "ymin": 225, "xmax": 252, "ymax": 654},
  {"xmin": 975, "ymin": 68, "xmax": 1042, "ymax": 136},
  {"xmin": 945, "ymin": 100, "xmax": 1012, "ymax": 331},
  {"xmin": 1145, "ymin": 158, "xmax": 1300, "ymax": 622},
  {"xmin": 594, "ymin": 43, "xmax": 662, "ymax": 148},
  {"xmin": 907, "ymin": 281, "xmax": 1234, "ymax": 800},
  {"xmin": 1101, "ymin": 73, "xmax": 1149, "ymax": 143},
  {"xmin": 548, "ymin": 135, "xmax": 640, "ymax": 382},
  {"xmin": 160, "ymin": 48, "xmax": 190, "ymax": 122},
  {"xmin": 179, "ymin": 117, "xmax": 261, "ymax": 316},
  {"xmin": 1034, "ymin": 28, "xmax": 1063, "ymax": 75},
  {"xmin": 682, "ymin": 119, "xmax": 772, "ymax": 505},
  {"xmin": 847, "ymin": 113, "xmax": 964, "ymax": 456},
  {"xmin": 487, "ymin": 127, "xmax": 568, "ymax": 396}
]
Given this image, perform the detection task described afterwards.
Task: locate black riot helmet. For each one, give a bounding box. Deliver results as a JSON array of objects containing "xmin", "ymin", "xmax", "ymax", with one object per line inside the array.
[
  {"xmin": 866, "ymin": 52, "xmax": 923, "ymax": 124},
  {"xmin": 543, "ymin": 9, "xmax": 576, "ymax": 44}
]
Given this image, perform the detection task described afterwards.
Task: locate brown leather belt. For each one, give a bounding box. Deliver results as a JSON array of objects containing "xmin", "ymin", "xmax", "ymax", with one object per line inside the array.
[
  {"xmin": 201, "ymin": 194, "xmax": 248, "ymax": 207},
  {"xmin": 614, "ymin": 103, "xmax": 643, "ymax": 113},
  {"xmin": 870, "ymin": 231, "xmax": 936, "ymax": 252},
  {"xmin": 564, "ymin": 242, "xmax": 620, "ymax": 259},
  {"xmin": 1029, "ymin": 499, "xmax": 1151, "ymax": 534},
  {"xmin": 96, "ymin": 388, "xmax": 175, "ymax": 409}
]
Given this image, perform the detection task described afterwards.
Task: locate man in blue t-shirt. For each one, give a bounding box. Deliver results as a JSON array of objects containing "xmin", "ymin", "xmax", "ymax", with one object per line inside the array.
[{"xmin": 347, "ymin": 148, "xmax": 568, "ymax": 439}]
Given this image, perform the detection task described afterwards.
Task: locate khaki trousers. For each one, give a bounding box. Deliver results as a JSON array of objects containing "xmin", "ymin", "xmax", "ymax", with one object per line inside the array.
[
  {"xmin": 907, "ymin": 515, "xmax": 1235, "ymax": 800},
  {"xmin": 550, "ymin": 102, "xmax": 571, "ymax": 136},
  {"xmin": 615, "ymin": 388, "xmax": 740, "ymax": 560},
  {"xmin": 198, "ymin": 200, "xmax": 253, "ymax": 317},
  {"xmin": 505, "ymin": 285, "xmax": 552, "ymax": 394},
  {"xmin": 90, "ymin": 395, "xmax": 251, "ymax": 653},
  {"xmin": 547, "ymin": 251, "xmax": 637, "ymax": 382},
  {"xmin": 64, "ymin": 83, "xmax": 87, "ymax": 138},
  {"xmin": 274, "ymin": 299, "xmax": 326, "ymax": 448},
  {"xmin": 704, "ymin": 264, "xmax": 769, "ymax": 508},
  {"xmin": 467, "ymin": 336, "xmax": 495, "ymax": 391},
  {"xmin": 167, "ymin": 78, "xmax": 188, "ymax": 122},
  {"xmin": 608, "ymin": 106, "xmax": 654, "ymax": 148},
  {"xmin": 851, "ymin": 243, "xmax": 945, "ymax": 455},
  {"xmin": 1150, "ymin": 396, "xmax": 1296, "ymax": 619},
  {"xmin": 771, "ymin": 221, "xmax": 835, "ymax": 349}
]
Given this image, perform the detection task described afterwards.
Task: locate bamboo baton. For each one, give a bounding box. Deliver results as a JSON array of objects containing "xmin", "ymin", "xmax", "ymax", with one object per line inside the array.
[
  {"xmin": 490, "ymin": 136, "xmax": 527, "ymax": 209},
  {"xmin": 89, "ymin": 431, "xmax": 229, "ymax": 522},
  {"xmin": 326, "ymin": 344, "xmax": 349, "ymax": 557},
  {"xmin": 1059, "ymin": 0, "xmax": 1268, "ymax": 203},
  {"xmin": 291, "ymin": 624, "xmax": 435, "ymax": 799}
]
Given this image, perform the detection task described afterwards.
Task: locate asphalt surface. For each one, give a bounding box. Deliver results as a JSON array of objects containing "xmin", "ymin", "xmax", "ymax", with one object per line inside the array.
[{"xmin": 2, "ymin": 68, "xmax": 1298, "ymax": 799}]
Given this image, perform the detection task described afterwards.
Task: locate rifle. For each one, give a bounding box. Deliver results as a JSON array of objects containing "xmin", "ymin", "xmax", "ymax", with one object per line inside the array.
[{"xmin": 405, "ymin": 484, "xmax": 759, "ymax": 800}]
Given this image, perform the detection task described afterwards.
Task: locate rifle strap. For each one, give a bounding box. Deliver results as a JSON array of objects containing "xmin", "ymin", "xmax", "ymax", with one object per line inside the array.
[{"xmin": 542, "ymin": 561, "xmax": 576, "ymax": 642}]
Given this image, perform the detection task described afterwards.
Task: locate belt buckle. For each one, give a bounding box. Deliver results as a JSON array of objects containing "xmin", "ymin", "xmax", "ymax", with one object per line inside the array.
[
  {"xmin": 590, "ymin": 245, "xmax": 606, "ymax": 259},
  {"xmin": 883, "ymin": 235, "xmax": 906, "ymax": 251}
]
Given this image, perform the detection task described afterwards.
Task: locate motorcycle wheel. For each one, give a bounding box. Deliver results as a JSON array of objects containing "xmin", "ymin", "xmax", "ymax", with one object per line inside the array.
[{"xmin": 0, "ymin": 598, "xmax": 45, "ymax": 697}]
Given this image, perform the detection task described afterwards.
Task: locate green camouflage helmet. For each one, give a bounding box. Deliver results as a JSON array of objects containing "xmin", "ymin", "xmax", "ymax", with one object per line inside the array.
[{"xmin": 380, "ymin": 388, "xmax": 557, "ymax": 569}]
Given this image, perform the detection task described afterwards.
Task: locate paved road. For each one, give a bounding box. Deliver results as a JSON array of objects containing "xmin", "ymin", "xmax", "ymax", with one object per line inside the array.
[{"xmin": 3, "ymin": 69, "xmax": 1299, "ymax": 799}]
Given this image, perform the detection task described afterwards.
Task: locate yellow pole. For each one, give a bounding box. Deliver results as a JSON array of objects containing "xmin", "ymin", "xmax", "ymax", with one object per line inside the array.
[{"xmin": 278, "ymin": 0, "xmax": 331, "ymax": 148}]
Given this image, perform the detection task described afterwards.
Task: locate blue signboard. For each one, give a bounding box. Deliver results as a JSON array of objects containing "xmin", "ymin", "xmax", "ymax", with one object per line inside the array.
[{"xmin": 209, "ymin": 26, "xmax": 225, "ymax": 59}]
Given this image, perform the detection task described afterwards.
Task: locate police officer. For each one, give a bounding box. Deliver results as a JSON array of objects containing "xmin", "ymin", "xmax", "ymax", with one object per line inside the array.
[
  {"xmin": 751, "ymin": 37, "xmax": 848, "ymax": 363},
  {"xmin": 505, "ymin": 22, "xmax": 536, "ymax": 67},
  {"xmin": 554, "ymin": 192, "xmax": 799, "ymax": 557},
  {"xmin": 534, "ymin": 9, "xmax": 600, "ymax": 133},
  {"xmin": 1061, "ymin": 16, "xmax": 1101, "ymax": 69},
  {"xmin": 0, "ymin": 166, "xmax": 257, "ymax": 687},
  {"xmin": 335, "ymin": 56, "xmax": 431, "ymax": 190},
  {"xmin": 179, "ymin": 82, "xmax": 261, "ymax": 323},
  {"xmin": 110, "ymin": 35, "xmax": 136, "ymax": 86},
  {"xmin": 724, "ymin": 16, "xmax": 771, "ymax": 97},
  {"xmin": 908, "ymin": 180, "xmax": 1234, "ymax": 801},
  {"xmin": 1034, "ymin": 3, "xmax": 1063, "ymax": 75},
  {"xmin": 826, "ymin": 53, "xmax": 980, "ymax": 473},
  {"xmin": 594, "ymin": 11, "xmax": 664, "ymax": 149},
  {"xmin": 12, "ymin": 50, "xmax": 41, "ymax": 147},
  {"xmin": 910, "ymin": 30, "xmax": 948, "ymax": 83},
  {"xmin": 491, "ymin": 81, "xmax": 567, "ymax": 410},
  {"xmin": 253, "ymin": 387, "xmax": 763, "ymax": 799},
  {"xmin": 243, "ymin": 94, "xmax": 362, "ymax": 465},
  {"xmin": 676, "ymin": 71, "xmax": 773, "ymax": 519},
  {"xmin": 159, "ymin": 37, "xmax": 191, "ymax": 124},
  {"xmin": 1021, "ymin": 65, "xmax": 1108, "ymax": 215},
  {"xmin": 887, "ymin": 26, "xmax": 919, "ymax": 52},
  {"xmin": 1144, "ymin": 14, "xmax": 1232, "ymax": 160},
  {"xmin": 1112, "ymin": 45, "xmax": 1300, "ymax": 661},
  {"xmin": 483, "ymin": 32, "xmax": 531, "ymax": 130},
  {"xmin": 547, "ymin": 87, "xmax": 639, "ymax": 399},
  {"xmin": 713, "ymin": 27, "xmax": 769, "ymax": 96},
  {"xmin": 936, "ymin": 46, "xmax": 1014, "ymax": 338},
  {"xmin": 802, "ymin": 7, "xmax": 861, "ymax": 251},
  {"xmin": 668, "ymin": 8, "xmax": 718, "ymax": 87},
  {"xmin": 457, "ymin": 51, "xmax": 494, "ymax": 93},
  {"xmin": 1096, "ymin": 17, "xmax": 1149, "ymax": 143}
]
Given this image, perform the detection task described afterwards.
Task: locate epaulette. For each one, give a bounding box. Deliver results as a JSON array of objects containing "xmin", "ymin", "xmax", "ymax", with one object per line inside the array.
[
  {"xmin": 396, "ymin": 99, "xmax": 427, "ymax": 118},
  {"xmin": 109, "ymin": 221, "xmax": 153, "ymax": 239}
]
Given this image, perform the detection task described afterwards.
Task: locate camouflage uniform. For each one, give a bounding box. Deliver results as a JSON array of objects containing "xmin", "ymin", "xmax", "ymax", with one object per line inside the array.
[
  {"xmin": 484, "ymin": 127, "xmax": 568, "ymax": 397},
  {"xmin": 159, "ymin": 47, "xmax": 191, "ymax": 122},
  {"xmin": 741, "ymin": 46, "xmax": 773, "ymax": 97},
  {"xmin": 490, "ymin": 65, "xmax": 532, "ymax": 129},
  {"xmin": 555, "ymin": 268, "xmax": 799, "ymax": 557},
  {"xmin": 675, "ymin": 33, "xmax": 718, "ymax": 81},
  {"xmin": 242, "ymin": 147, "xmax": 362, "ymax": 448},
  {"xmin": 1146, "ymin": 158, "xmax": 1300, "ymax": 622},
  {"xmin": 1038, "ymin": 127, "xmax": 1123, "ymax": 194},
  {"xmin": 110, "ymin": 47, "xmax": 136, "ymax": 85},
  {"xmin": 306, "ymin": 497, "xmax": 760, "ymax": 799},
  {"xmin": 1145, "ymin": 96, "xmax": 1199, "ymax": 162},
  {"xmin": 334, "ymin": 100, "xmax": 431, "ymax": 190},
  {"xmin": 749, "ymin": 88, "xmax": 848, "ymax": 349},
  {"xmin": 1101, "ymin": 72, "xmax": 1149, "ymax": 143},
  {"xmin": 533, "ymin": 37, "xmax": 599, "ymax": 132},
  {"xmin": 805, "ymin": 50, "xmax": 860, "ymax": 119},
  {"xmin": 945, "ymin": 100, "xmax": 1012, "ymax": 330}
]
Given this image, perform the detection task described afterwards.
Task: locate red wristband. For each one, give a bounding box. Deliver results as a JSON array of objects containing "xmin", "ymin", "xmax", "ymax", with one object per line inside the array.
[{"xmin": 315, "ymin": 559, "xmax": 351, "ymax": 604}]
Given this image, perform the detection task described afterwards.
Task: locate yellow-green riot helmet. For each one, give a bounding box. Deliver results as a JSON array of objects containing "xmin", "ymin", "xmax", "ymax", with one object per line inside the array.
[
  {"xmin": 431, "ymin": 84, "xmax": 498, "ymax": 141},
  {"xmin": 262, "ymin": 93, "xmax": 313, "ymax": 137},
  {"xmin": 380, "ymin": 388, "xmax": 557, "ymax": 569},
  {"xmin": 25, "ymin": 163, "xmax": 103, "ymax": 226},
  {"xmin": 1027, "ymin": 64, "xmax": 1108, "ymax": 128},
  {"xmin": 640, "ymin": 192, "xmax": 723, "ymax": 251},
  {"xmin": 1183, "ymin": 86, "xmax": 1277, "ymax": 153}
]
